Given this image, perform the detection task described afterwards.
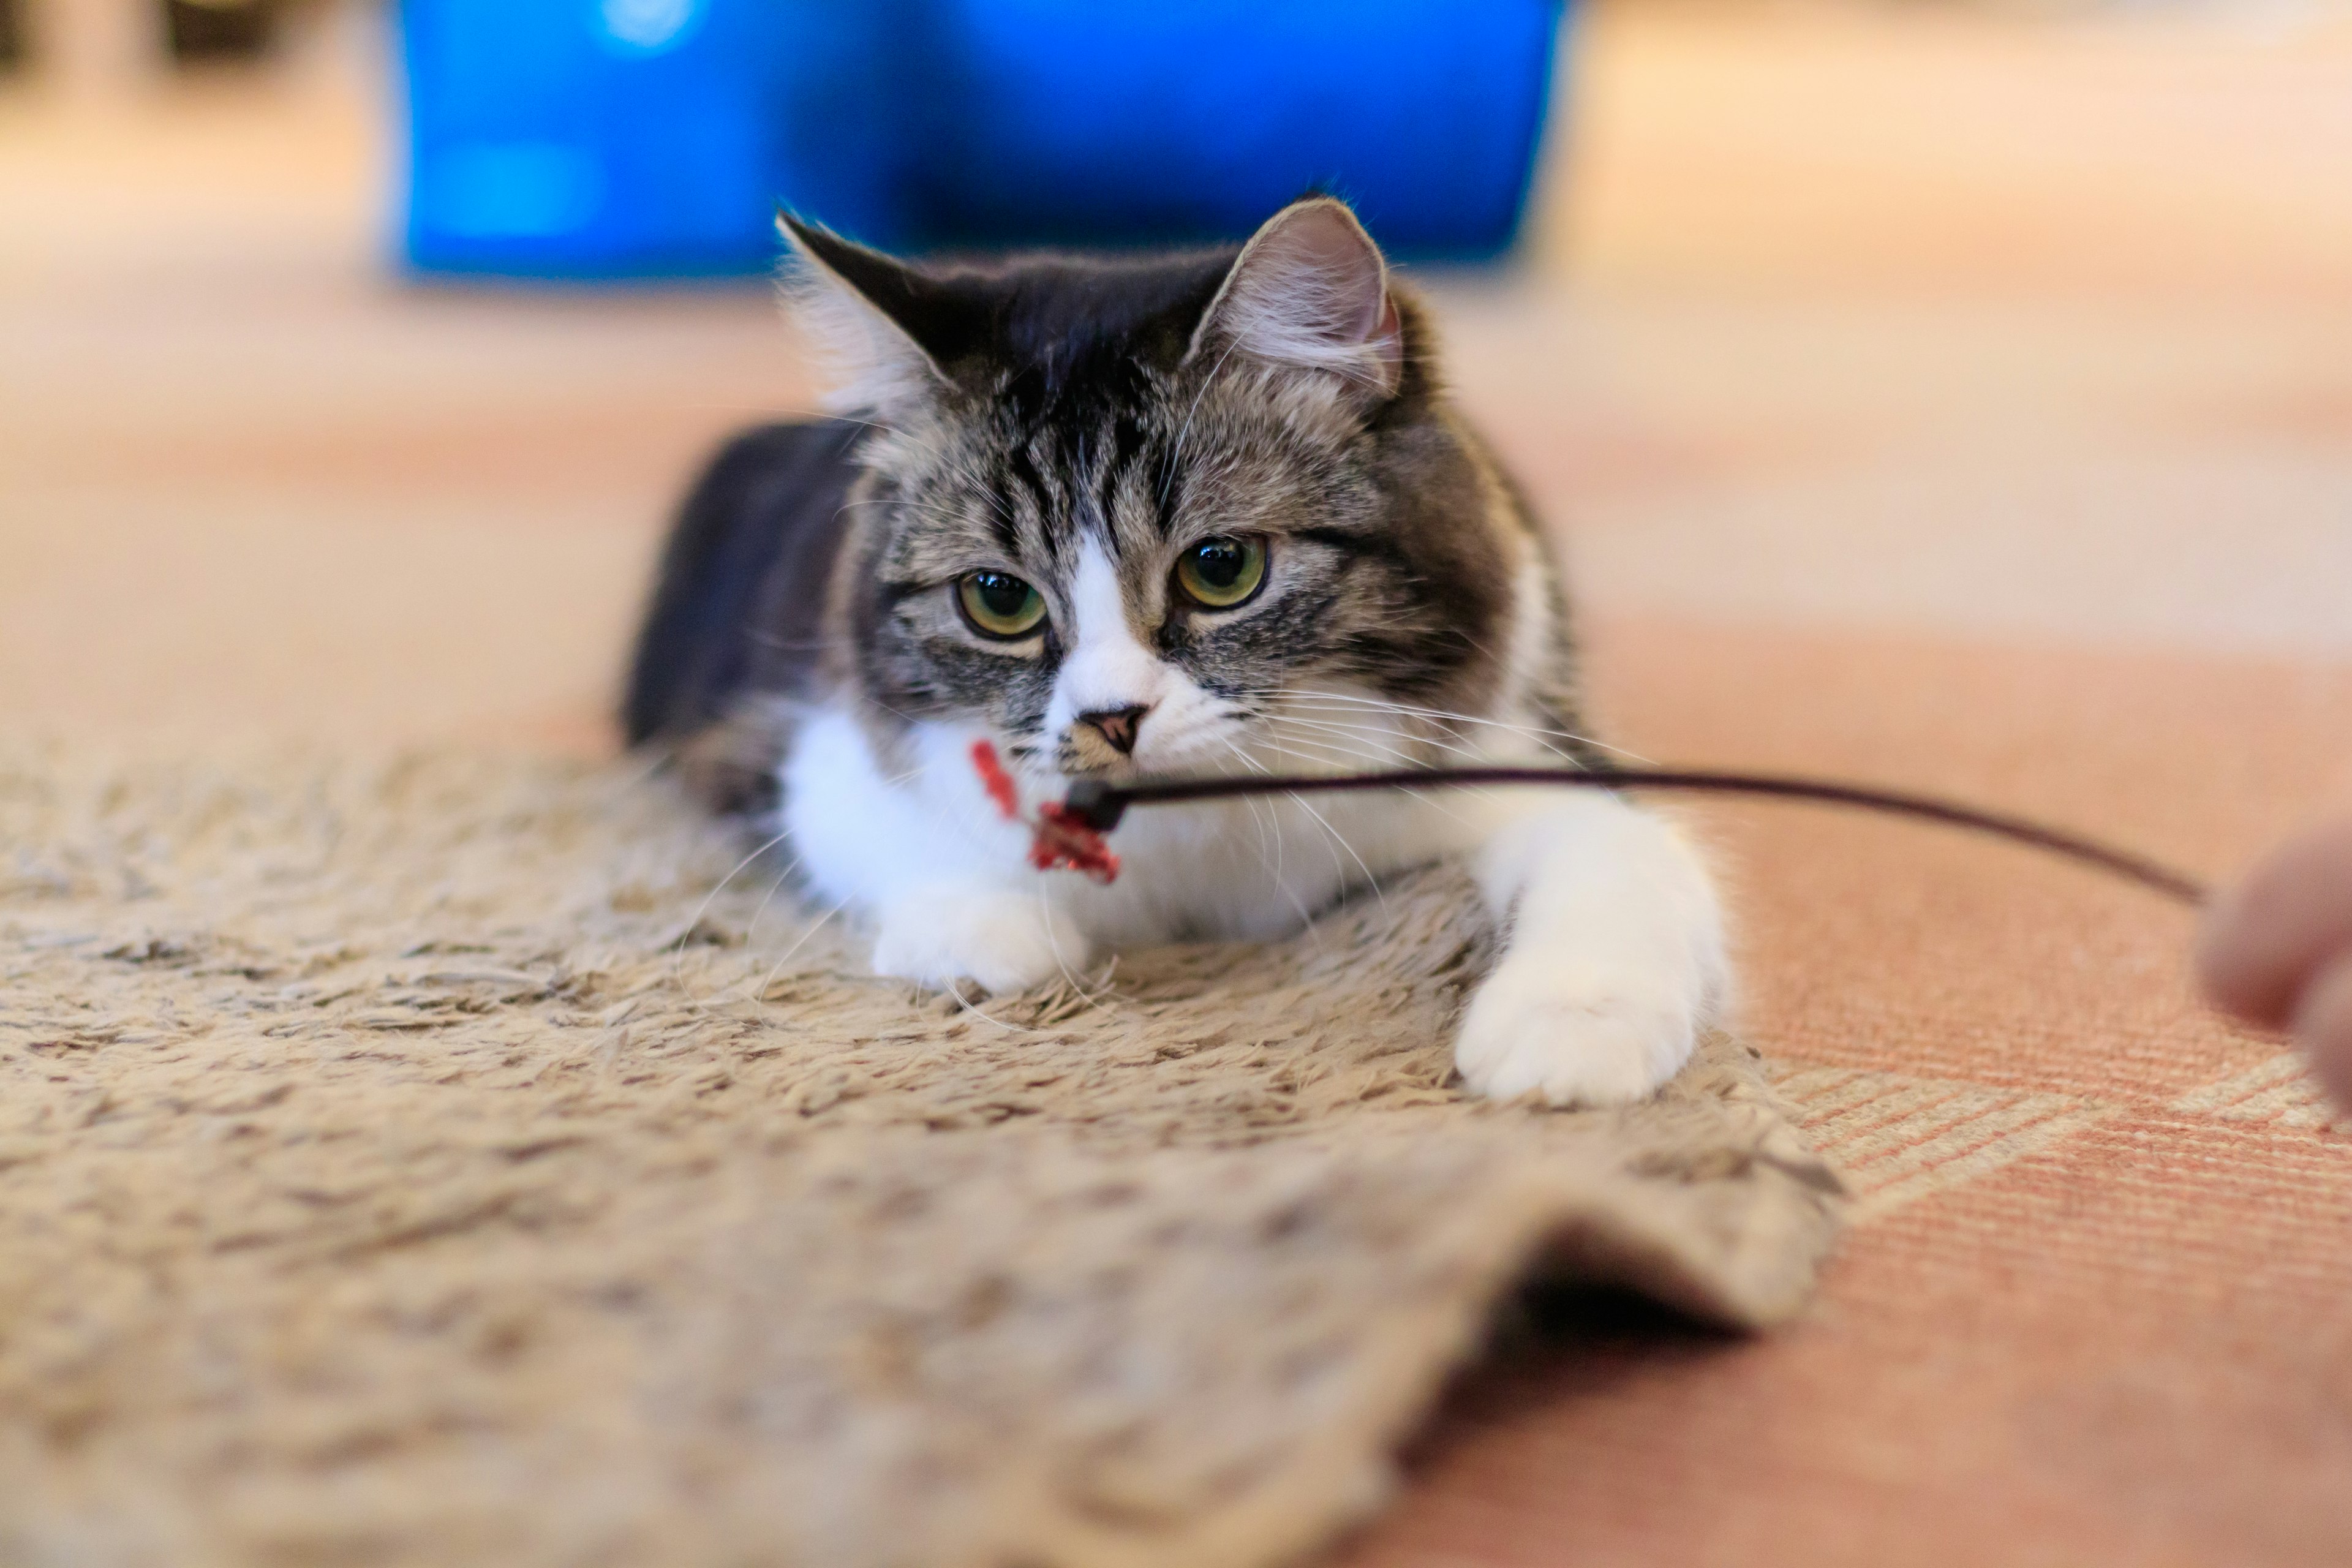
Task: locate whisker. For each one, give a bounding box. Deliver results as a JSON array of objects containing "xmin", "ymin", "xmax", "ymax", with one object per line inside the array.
[
  {"xmin": 1254, "ymin": 721, "xmax": 1483, "ymax": 831},
  {"xmin": 1163, "ymin": 336, "xmax": 1244, "ymax": 500},
  {"xmin": 723, "ymin": 759, "xmax": 923, "ymax": 1002},
  {"xmin": 1262, "ymin": 712, "xmax": 1479, "ymax": 767},
  {"xmin": 1028, "ymin": 873, "xmax": 1123, "ymax": 1017},
  {"xmin": 1287, "ymin": 789, "xmax": 1388, "ymax": 914},
  {"xmin": 745, "ymin": 892, "xmax": 856, "ymax": 1002},
  {"xmin": 941, "ymin": 979, "xmax": 1023, "ymax": 1034},
  {"xmin": 797, "ymin": 409, "xmax": 890, "ymax": 437},
  {"xmin": 741, "ymin": 851, "xmax": 809, "ymax": 948},
  {"xmin": 1259, "ymin": 715, "xmax": 1502, "ymax": 805},
  {"xmin": 668, "ymin": 827, "xmax": 791, "ymax": 1005},
  {"xmin": 1253, "ymin": 736, "xmax": 1393, "ymax": 780},
  {"xmin": 1239, "ymin": 736, "xmax": 1398, "ymax": 904},
  {"xmin": 1252, "ymin": 725, "xmax": 1425, "ymax": 777},
  {"xmin": 606, "ymin": 745, "xmax": 679, "ymax": 794},
  {"xmin": 1250, "ymin": 688, "xmax": 1654, "ymax": 766},
  {"xmin": 1217, "ymin": 736, "xmax": 1322, "ymax": 939}
]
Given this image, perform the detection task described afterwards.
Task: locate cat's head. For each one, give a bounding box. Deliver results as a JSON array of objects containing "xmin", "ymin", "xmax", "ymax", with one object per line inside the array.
[{"xmin": 785, "ymin": 197, "xmax": 1520, "ymax": 783}]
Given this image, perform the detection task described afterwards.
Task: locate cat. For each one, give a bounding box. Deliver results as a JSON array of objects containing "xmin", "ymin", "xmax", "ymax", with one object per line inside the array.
[{"xmin": 624, "ymin": 196, "xmax": 1728, "ymax": 1107}]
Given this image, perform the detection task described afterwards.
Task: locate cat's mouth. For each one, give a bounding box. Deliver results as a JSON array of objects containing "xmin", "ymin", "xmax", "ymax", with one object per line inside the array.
[
  {"xmin": 1051, "ymin": 733, "xmax": 1144, "ymax": 780},
  {"xmin": 1047, "ymin": 718, "xmax": 1239, "ymax": 783}
]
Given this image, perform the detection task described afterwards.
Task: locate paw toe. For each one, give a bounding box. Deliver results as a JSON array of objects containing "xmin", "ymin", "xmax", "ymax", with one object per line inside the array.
[
  {"xmin": 1455, "ymin": 968, "xmax": 1697, "ymax": 1109},
  {"xmin": 871, "ymin": 891, "xmax": 1085, "ymax": 995}
]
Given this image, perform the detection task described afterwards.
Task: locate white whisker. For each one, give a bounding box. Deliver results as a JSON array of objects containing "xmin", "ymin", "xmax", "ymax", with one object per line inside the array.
[
  {"xmin": 1288, "ymin": 790, "xmax": 1387, "ymax": 913},
  {"xmin": 1218, "ymin": 736, "xmax": 1321, "ymax": 937},
  {"xmin": 942, "ymin": 978, "xmax": 1022, "ymax": 1033},
  {"xmin": 668, "ymin": 827, "xmax": 791, "ymax": 1006},
  {"xmin": 1240, "ymin": 687, "xmax": 1653, "ymax": 767},
  {"xmin": 745, "ymin": 891, "xmax": 856, "ymax": 1003},
  {"xmin": 1163, "ymin": 336, "xmax": 1245, "ymax": 498},
  {"xmin": 1254, "ymin": 720, "xmax": 1482, "ymax": 831},
  {"xmin": 1263, "ymin": 711, "xmax": 1472, "ymax": 765},
  {"xmin": 741, "ymin": 852, "xmax": 809, "ymax": 947},
  {"xmin": 1032, "ymin": 879, "xmax": 1119, "ymax": 1016}
]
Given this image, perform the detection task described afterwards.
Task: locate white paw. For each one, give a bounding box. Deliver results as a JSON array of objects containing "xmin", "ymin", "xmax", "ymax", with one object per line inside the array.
[
  {"xmin": 870, "ymin": 887, "xmax": 1091, "ymax": 995},
  {"xmin": 1452, "ymin": 959, "xmax": 1699, "ymax": 1109}
]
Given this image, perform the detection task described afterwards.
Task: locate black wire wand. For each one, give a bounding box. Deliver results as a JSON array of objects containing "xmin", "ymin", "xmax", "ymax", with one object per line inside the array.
[{"xmin": 1031, "ymin": 761, "xmax": 2210, "ymax": 907}]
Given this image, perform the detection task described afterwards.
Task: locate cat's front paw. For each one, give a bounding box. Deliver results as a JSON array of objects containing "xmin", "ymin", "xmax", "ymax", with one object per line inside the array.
[
  {"xmin": 1452, "ymin": 960, "xmax": 1698, "ymax": 1109},
  {"xmin": 871, "ymin": 886, "xmax": 1090, "ymax": 995}
]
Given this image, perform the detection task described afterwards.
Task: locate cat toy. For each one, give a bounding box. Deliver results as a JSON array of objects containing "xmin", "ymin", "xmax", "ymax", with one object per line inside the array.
[
  {"xmin": 971, "ymin": 741, "xmax": 1128, "ymax": 883},
  {"xmin": 968, "ymin": 741, "xmax": 2207, "ymax": 906}
]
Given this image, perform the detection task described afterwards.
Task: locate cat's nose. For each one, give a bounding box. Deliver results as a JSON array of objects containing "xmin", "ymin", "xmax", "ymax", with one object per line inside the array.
[{"xmin": 1077, "ymin": 704, "xmax": 1151, "ymax": 756}]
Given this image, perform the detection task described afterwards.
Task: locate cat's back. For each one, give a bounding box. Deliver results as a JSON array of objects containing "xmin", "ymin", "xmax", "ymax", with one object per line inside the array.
[{"xmin": 622, "ymin": 418, "xmax": 867, "ymax": 750}]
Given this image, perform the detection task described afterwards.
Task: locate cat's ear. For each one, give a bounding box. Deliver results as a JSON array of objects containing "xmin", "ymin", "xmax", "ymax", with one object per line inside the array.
[
  {"xmin": 1189, "ymin": 198, "xmax": 1404, "ymax": 399},
  {"xmin": 778, "ymin": 214, "xmax": 979, "ymax": 418}
]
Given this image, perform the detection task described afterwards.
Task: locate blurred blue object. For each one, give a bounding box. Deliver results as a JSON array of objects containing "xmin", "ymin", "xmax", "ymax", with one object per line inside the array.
[
  {"xmin": 398, "ymin": 0, "xmax": 1567, "ymax": 280},
  {"xmin": 399, "ymin": 1, "xmax": 910, "ymax": 277}
]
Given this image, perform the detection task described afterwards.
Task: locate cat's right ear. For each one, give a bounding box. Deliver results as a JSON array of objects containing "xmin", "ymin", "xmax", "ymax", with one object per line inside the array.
[
  {"xmin": 778, "ymin": 214, "xmax": 973, "ymax": 418},
  {"xmin": 1187, "ymin": 198, "xmax": 1404, "ymax": 401}
]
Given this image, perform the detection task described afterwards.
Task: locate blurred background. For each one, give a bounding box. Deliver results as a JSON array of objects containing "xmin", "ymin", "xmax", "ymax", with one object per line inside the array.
[
  {"xmin": 3, "ymin": 0, "xmax": 2347, "ymax": 751},
  {"xmin": 7, "ymin": 6, "xmax": 2352, "ymax": 1561}
]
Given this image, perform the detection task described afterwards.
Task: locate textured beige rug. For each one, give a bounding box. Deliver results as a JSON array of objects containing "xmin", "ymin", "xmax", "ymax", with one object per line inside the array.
[{"xmin": 0, "ymin": 747, "xmax": 1841, "ymax": 1568}]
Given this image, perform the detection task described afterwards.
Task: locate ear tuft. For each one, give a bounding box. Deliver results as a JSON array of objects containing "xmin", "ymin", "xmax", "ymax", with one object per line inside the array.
[
  {"xmin": 777, "ymin": 214, "xmax": 952, "ymax": 419},
  {"xmin": 1189, "ymin": 198, "xmax": 1403, "ymax": 397}
]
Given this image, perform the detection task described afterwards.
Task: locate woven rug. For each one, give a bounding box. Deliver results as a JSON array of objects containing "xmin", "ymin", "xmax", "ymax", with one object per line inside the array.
[{"xmin": 0, "ymin": 747, "xmax": 1839, "ymax": 1568}]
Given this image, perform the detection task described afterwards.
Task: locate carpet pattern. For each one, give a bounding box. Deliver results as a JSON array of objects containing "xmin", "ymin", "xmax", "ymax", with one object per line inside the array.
[
  {"xmin": 0, "ymin": 747, "xmax": 1841, "ymax": 1568},
  {"xmin": 1342, "ymin": 625, "xmax": 2352, "ymax": 1568}
]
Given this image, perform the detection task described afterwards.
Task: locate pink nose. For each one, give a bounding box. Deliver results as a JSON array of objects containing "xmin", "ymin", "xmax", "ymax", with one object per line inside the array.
[{"xmin": 1077, "ymin": 705, "xmax": 1150, "ymax": 756}]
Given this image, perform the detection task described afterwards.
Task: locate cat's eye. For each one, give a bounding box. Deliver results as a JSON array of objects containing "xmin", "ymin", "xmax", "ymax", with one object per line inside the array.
[
  {"xmin": 1174, "ymin": 537, "xmax": 1268, "ymax": 610},
  {"xmin": 957, "ymin": 571, "xmax": 1048, "ymax": 639}
]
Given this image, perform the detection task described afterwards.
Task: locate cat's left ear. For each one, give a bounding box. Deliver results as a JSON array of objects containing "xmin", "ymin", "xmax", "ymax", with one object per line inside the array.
[
  {"xmin": 778, "ymin": 213, "xmax": 982, "ymax": 419},
  {"xmin": 1188, "ymin": 198, "xmax": 1404, "ymax": 400}
]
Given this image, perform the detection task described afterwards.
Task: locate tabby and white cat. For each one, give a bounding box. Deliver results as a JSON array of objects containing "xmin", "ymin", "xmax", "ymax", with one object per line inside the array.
[{"xmin": 625, "ymin": 197, "xmax": 1727, "ymax": 1107}]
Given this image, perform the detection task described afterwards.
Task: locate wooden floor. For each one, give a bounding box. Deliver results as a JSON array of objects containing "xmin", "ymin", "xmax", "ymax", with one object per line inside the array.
[
  {"xmin": 7, "ymin": 0, "xmax": 2349, "ymax": 750},
  {"xmin": 6, "ymin": 2, "xmax": 2351, "ymax": 1562}
]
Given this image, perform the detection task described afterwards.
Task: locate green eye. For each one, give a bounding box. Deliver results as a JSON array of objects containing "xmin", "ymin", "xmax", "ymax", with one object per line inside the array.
[
  {"xmin": 956, "ymin": 571, "xmax": 1047, "ymax": 639},
  {"xmin": 1174, "ymin": 537, "xmax": 1268, "ymax": 609}
]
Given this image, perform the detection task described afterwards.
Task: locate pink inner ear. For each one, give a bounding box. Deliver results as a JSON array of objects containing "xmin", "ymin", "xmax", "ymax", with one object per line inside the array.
[
  {"xmin": 1210, "ymin": 200, "xmax": 1403, "ymax": 392},
  {"xmin": 1262, "ymin": 204, "xmax": 1389, "ymax": 342}
]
